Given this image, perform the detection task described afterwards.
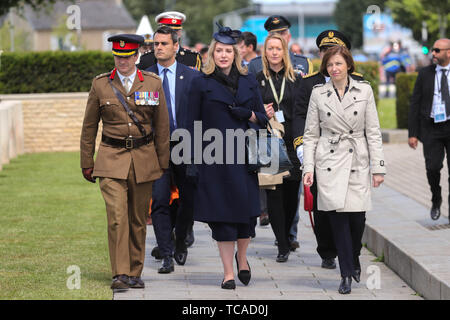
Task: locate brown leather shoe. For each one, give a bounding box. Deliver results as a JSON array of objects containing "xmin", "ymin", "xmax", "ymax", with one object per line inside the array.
[
  {"xmin": 129, "ymin": 276, "xmax": 145, "ymax": 288},
  {"xmin": 111, "ymin": 275, "xmax": 129, "ymax": 290}
]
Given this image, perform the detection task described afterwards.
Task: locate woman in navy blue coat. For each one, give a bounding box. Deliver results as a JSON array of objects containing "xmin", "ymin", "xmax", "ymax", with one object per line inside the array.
[{"xmin": 185, "ymin": 26, "xmax": 267, "ymax": 289}]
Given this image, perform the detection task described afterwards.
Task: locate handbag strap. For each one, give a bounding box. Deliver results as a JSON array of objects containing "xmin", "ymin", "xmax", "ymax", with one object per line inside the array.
[{"xmin": 108, "ymin": 78, "xmax": 148, "ymax": 138}]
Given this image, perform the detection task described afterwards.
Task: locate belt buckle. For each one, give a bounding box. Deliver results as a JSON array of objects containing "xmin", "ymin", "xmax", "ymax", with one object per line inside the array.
[{"xmin": 125, "ymin": 137, "xmax": 134, "ymax": 149}]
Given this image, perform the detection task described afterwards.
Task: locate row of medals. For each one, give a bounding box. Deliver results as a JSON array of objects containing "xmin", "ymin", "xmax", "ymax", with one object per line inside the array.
[{"xmin": 135, "ymin": 91, "xmax": 159, "ymax": 105}]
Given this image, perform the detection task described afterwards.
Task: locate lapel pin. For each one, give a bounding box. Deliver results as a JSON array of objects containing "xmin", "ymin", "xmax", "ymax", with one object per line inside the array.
[{"xmin": 327, "ymin": 90, "xmax": 332, "ymax": 97}]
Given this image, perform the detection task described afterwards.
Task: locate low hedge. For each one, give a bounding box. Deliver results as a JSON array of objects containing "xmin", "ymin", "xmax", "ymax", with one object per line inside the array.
[
  {"xmin": 0, "ymin": 51, "xmax": 114, "ymax": 93},
  {"xmin": 311, "ymin": 59, "xmax": 380, "ymax": 105},
  {"xmin": 395, "ymin": 72, "xmax": 418, "ymax": 129}
]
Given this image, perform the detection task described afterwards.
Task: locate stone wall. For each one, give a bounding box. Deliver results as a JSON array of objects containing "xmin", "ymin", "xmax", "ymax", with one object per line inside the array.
[{"xmin": 0, "ymin": 93, "xmax": 102, "ymax": 169}]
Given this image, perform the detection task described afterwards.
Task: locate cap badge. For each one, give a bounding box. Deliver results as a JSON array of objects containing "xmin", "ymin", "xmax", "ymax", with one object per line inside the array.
[
  {"xmin": 172, "ymin": 19, "xmax": 177, "ymax": 24},
  {"xmin": 328, "ymin": 31, "xmax": 334, "ymax": 38},
  {"xmin": 273, "ymin": 17, "xmax": 280, "ymax": 24},
  {"xmin": 119, "ymin": 40, "xmax": 125, "ymax": 48}
]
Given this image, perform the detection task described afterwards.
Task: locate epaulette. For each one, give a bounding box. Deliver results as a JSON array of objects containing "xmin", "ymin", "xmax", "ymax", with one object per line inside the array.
[
  {"xmin": 357, "ymin": 79, "xmax": 371, "ymax": 85},
  {"xmin": 352, "ymin": 72, "xmax": 363, "ymax": 77},
  {"xmin": 141, "ymin": 70, "xmax": 160, "ymax": 79},
  {"xmin": 179, "ymin": 47, "xmax": 198, "ymax": 56},
  {"xmin": 95, "ymin": 71, "xmax": 112, "ymax": 79},
  {"xmin": 303, "ymin": 71, "xmax": 319, "ymax": 79}
]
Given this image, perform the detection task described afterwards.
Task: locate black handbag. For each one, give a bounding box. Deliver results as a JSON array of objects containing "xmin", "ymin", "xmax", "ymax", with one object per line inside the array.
[{"xmin": 246, "ymin": 121, "xmax": 293, "ymax": 174}]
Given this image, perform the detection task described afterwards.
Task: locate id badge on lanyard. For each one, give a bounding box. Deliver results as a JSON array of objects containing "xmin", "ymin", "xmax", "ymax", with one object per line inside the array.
[{"xmin": 268, "ymin": 77, "xmax": 286, "ymax": 123}]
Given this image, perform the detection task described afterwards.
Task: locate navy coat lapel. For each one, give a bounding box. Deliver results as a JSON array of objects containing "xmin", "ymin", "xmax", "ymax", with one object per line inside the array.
[
  {"xmin": 175, "ymin": 64, "xmax": 184, "ymax": 117},
  {"xmin": 206, "ymin": 77, "xmax": 235, "ymax": 106}
]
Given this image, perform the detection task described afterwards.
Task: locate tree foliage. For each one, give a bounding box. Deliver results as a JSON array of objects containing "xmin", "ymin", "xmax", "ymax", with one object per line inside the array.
[
  {"xmin": 386, "ymin": 0, "xmax": 450, "ymax": 46},
  {"xmin": 333, "ymin": 0, "xmax": 387, "ymax": 49},
  {"xmin": 123, "ymin": 0, "xmax": 250, "ymax": 45}
]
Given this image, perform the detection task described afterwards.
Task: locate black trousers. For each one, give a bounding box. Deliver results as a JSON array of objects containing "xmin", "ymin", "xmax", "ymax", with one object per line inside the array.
[
  {"xmin": 328, "ymin": 211, "xmax": 366, "ymax": 278},
  {"xmin": 421, "ymin": 119, "xmax": 450, "ymax": 208},
  {"xmin": 151, "ymin": 160, "xmax": 194, "ymax": 257},
  {"xmin": 266, "ymin": 180, "xmax": 300, "ymax": 255},
  {"xmin": 310, "ymin": 180, "xmax": 337, "ymax": 260}
]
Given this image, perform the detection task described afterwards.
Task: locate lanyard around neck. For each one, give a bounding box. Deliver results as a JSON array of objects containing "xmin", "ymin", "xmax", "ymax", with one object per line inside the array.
[{"xmin": 268, "ymin": 76, "xmax": 286, "ymax": 110}]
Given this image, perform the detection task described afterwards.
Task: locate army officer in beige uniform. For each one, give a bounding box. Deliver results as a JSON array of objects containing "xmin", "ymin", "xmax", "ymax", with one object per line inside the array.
[
  {"xmin": 80, "ymin": 34, "xmax": 170, "ymax": 290},
  {"xmin": 303, "ymin": 45, "xmax": 385, "ymax": 295}
]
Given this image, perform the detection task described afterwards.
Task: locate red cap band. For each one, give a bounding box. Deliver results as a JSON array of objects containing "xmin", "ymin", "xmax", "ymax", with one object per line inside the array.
[
  {"xmin": 158, "ymin": 18, "xmax": 182, "ymax": 26},
  {"xmin": 112, "ymin": 41, "xmax": 139, "ymax": 50}
]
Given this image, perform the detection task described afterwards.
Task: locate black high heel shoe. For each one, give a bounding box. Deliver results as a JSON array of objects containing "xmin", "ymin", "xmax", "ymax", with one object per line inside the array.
[
  {"xmin": 352, "ymin": 269, "xmax": 361, "ymax": 283},
  {"xmin": 221, "ymin": 279, "xmax": 236, "ymax": 290},
  {"xmin": 338, "ymin": 276, "xmax": 352, "ymax": 294},
  {"xmin": 235, "ymin": 252, "xmax": 251, "ymax": 285}
]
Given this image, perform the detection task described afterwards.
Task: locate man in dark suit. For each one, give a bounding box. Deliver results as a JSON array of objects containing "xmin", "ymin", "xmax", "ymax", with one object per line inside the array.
[
  {"xmin": 146, "ymin": 26, "xmax": 199, "ymax": 273},
  {"xmin": 408, "ymin": 38, "xmax": 450, "ymax": 223},
  {"xmin": 292, "ymin": 30, "xmax": 364, "ymax": 270},
  {"xmin": 137, "ymin": 11, "xmax": 202, "ymax": 71}
]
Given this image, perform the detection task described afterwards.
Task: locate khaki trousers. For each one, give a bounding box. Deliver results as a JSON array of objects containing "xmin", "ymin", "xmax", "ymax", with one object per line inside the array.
[{"xmin": 99, "ymin": 161, "xmax": 153, "ymax": 277}]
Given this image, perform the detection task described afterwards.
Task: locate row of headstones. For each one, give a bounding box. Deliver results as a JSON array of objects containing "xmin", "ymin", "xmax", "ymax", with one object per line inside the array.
[{"xmin": 0, "ymin": 100, "xmax": 25, "ymax": 171}]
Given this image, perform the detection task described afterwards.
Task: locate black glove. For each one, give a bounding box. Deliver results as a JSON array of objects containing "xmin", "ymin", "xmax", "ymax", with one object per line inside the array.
[
  {"xmin": 185, "ymin": 164, "xmax": 199, "ymax": 186},
  {"xmin": 82, "ymin": 168, "xmax": 96, "ymax": 183},
  {"xmin": 229, "ymin": 106, "xmax": 252, "ymax": 120}
]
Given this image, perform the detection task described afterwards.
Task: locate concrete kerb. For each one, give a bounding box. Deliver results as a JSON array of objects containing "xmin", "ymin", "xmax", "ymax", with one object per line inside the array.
[{"xmin": 364, "ymin": 186, "xmax": 450, "ymax": 300}]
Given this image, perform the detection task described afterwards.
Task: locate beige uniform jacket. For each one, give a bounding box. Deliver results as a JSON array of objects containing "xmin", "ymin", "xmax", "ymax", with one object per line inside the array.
[
  {"xmin": 80, "ymin": 69, "xmax": 170, "ymax": 184},
  {"xmin": 302, "ymin": 77, "xmax": 386, "ymax": 212}
]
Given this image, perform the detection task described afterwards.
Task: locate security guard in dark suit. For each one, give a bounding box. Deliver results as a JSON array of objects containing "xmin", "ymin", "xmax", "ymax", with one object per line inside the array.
[
  {"xmin": 80, "ymin": 34, "xmax": 170, "ymax": 290},
  {"xmin": 292, "ymin": 29, "xmax": 364, "ymax": 270},
  {"xmin": 248, "ymin": 15, "xmax": 313, "ymax": 76},
  {"xmin": 137, "ymin": 11, "xmax": 202, "ymax": 71}
]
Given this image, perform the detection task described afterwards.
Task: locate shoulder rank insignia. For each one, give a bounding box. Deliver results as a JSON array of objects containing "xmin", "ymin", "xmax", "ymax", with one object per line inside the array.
[
  {"xmin": 303, "ymin": 71, "xmax": 319, "ymax": 79},
  {"xmin": 293, "ymin": 136, "xmax": 303, "ymax": 149},
  {"xmin": 352, "ymin": 72, "xmax": 363, "ymax": 77}
]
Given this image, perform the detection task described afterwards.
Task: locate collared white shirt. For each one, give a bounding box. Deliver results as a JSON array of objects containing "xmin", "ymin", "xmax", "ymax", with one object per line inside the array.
[
  {"xmin": 431, "ymin": 64, "xmax": 450, "ymax": 119},
  {"xmin": 157, "ymin": 61, "xmax": 177, "ymax": 127},
  {"xmin": 117, "ymin": 68, "xmax": 137, "ymax": 92}
]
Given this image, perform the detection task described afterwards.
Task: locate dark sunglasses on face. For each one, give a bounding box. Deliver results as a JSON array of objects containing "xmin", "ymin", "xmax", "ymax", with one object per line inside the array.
[{"xmin": 432, "ymin": 48, "xmax": 450, "ymax": 53}]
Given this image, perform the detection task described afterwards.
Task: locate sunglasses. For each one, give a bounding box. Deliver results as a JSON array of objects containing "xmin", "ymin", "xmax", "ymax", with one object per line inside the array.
[{"xmin": 432, "ymin": 48, "xmax": 450, "ymax": 53}]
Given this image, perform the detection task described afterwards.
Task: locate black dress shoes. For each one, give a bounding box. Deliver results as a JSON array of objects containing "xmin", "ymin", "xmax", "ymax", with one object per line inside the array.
[
  {"xmin": 158, "ymin": 256, "xmax": 174, "ymax": 274},
  {"xmin": 185, "ymin": 227, "xmax": 195, "ymax": 248},
  {"xmin": 276, "ymin": 251, "xmax": 290, "ymax": 263},
  {"xmin": 352, "ymin": 269, "xmax": 361, "ymax": 283},
  {"xmin": 174, "ymin": 249, "xmax": 188, "ymax": 266},
  {"xmin": 235, "ymin": 252, "xmax": 251, "ymax": 286},
  {"xmin": 221, "ymin": 279, "xmax": 236, "ymax": 290},
  {"xmin": 129, "ymin": 276, "xmax": 145, "ymax": 288},
  {"xmin": 338, "ymin": 276, "xmax": 352, "ymax": 294},
  {"xmin": 111, "ymin": 275, "xmax": 129, "ymax": 290},
  {"xmin": 321, "ymin": 258, "xmax": 337, "ymax": 269},
  {"xmin": 151, "ymin": 246, "xmax": 163, "ymax": 260},
  {"xmin": 430, "ymin": 200, "xmax": 442, "ymax": 220}
]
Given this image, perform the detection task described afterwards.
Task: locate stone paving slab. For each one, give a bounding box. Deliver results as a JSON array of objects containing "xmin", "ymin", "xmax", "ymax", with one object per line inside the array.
[{"xmin": 114, "ymin": 206, "xmax": 420, "ymax": 300}]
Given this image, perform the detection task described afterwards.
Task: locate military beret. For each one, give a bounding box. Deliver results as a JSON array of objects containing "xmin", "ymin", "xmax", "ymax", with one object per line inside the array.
[
  {"xmin": 108, "ymin": 34, "xmax": 144, "ymax": 56},
  {"xmin": 155, "ymin": 11, "xmax": 186, "ymax": 30},
  {"xmin": 316, "ymin": 30, "xmax": 351, "ymax": 50},
  {"xmin": 213, "ymin": 23, "xmax": 242, "ymax": 45},
  {"xmin": 264, "ymin": 15, "xmax": 291, "ymax": 32}
]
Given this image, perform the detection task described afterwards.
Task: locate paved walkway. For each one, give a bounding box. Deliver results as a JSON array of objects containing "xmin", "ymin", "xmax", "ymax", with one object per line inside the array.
[{"xmin": 114, "ymin": 140, "xmax": 450, "ymax": 300}]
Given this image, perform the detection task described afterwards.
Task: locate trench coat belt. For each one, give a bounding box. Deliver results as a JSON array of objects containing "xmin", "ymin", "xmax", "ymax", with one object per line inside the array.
[{"xmin": 321, "ymin": 129, "xmax": 365, "ymax": 145}]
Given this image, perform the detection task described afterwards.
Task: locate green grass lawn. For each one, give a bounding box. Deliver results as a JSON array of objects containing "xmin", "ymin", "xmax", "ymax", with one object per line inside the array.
[
  {"xmin": 378, "ymin": 98, "xmax": 397, "ymax": 129},
  {"xmin": 0, "ymin": 152, "xmax": 112, "ymax": 299}
]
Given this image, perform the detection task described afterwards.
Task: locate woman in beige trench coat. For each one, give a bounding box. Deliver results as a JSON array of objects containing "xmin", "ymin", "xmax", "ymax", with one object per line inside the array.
[{"xmin": 303, "ymin": 45, "xmax": 386, "ymax": 294}]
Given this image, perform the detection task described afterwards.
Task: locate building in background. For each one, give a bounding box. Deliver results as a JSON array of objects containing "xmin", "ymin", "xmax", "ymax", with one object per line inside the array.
[
  {"xmin": 242, "ymin": 0, "xmax": 338, "ymax": 53},
  {"xmin": 2, "ymin": 0, "xmax": 136, "ymax": 51}
]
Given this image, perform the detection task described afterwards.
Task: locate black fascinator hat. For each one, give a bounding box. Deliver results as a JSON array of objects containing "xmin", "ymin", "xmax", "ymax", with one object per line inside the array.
[{"xmin": 213, "ymin": 22, "xmax": 242, "ymax": 45}]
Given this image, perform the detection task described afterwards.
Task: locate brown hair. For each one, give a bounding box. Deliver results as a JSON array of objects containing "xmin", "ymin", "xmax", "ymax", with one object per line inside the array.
[
  {"xmin": 202, "ymin": 39, "xmax": 248, "ymax": 75},
  {"xmin": 261, "ymin": 33, "xmax": 296, "ymax": 82},
  {"xmin": 320, "ymin": 45, "xmax": 355, "ymax": 77}
]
